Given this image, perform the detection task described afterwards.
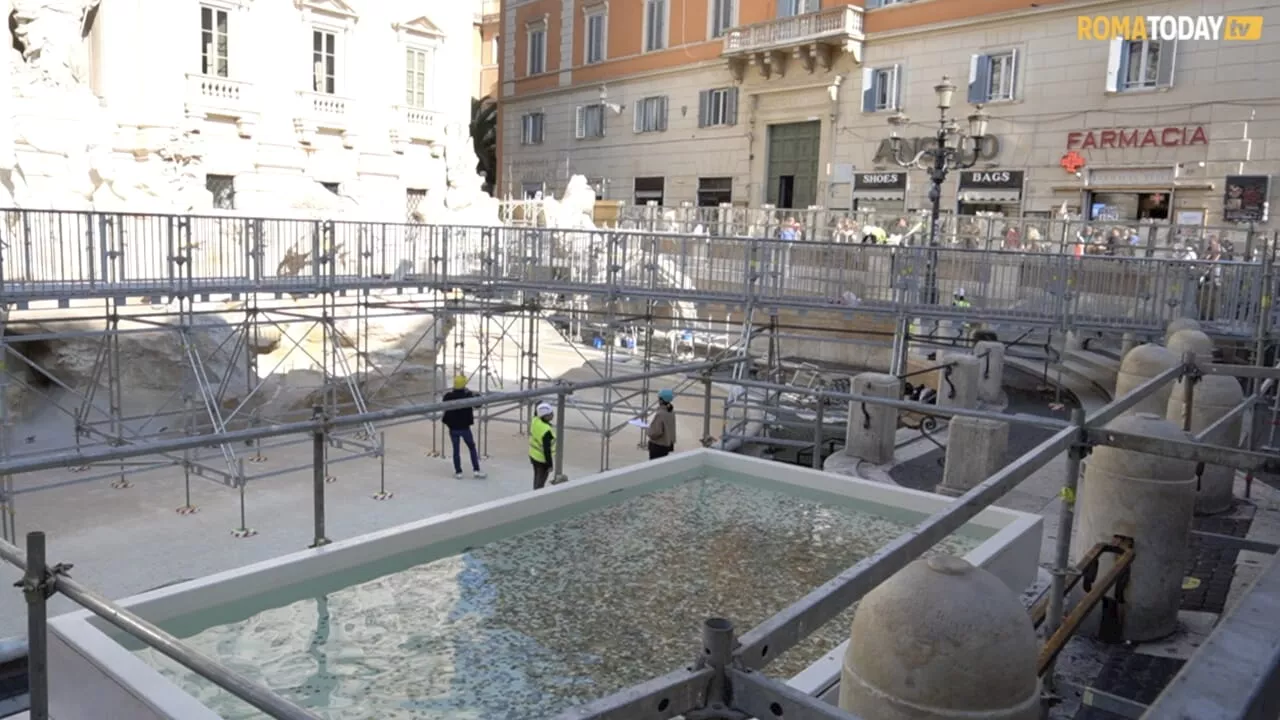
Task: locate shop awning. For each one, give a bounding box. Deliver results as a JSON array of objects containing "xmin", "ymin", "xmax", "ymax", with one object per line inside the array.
[
  {"xmin": 851, "ymin": 190, "xmax": 905, "ymax": 201},
  {"xmin": 957, "ymin": 189, "xmax": 1021, "ymax": 204}
]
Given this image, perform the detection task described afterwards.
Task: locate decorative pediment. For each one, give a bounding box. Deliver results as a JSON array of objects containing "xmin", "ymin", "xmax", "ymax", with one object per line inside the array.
[
  {"xmin": 393, "ymin": 16, "xmax": 444, "ymax": 39},
  {"xmin": 295, "ymin": 0, "xmax": 358, "ymax": 21}
]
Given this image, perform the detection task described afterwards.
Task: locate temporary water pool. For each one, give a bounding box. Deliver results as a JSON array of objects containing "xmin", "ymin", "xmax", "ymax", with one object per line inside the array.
[{"xmin": 45, "ymin": 450, "xmax": 1042, "ymax": 719}]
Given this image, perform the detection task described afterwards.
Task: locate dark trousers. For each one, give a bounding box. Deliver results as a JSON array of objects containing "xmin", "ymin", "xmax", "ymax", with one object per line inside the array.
[
  {"xmin": 531, "ymin": 459, "xmax": 552, "ymax": 490},
  {"xmin": 648, "ymin": 443, "xmax": 672, "ymax": 460},
  {"xmin": 449, "ymin": 428, "xmax": 481, "ymax": 474}
]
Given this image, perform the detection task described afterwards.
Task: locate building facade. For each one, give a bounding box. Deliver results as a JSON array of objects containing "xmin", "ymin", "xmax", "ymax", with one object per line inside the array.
[
  {"xmin": 1, "ymin": 0, "xmax": 491, "ymax": 222},
  {"xmin": 476, "ymin": 0, "xmax": 502, "ymax": 98},
  {"xmin": 497, "ymin": 0, "xmax": 1280, "ymax": 227}
]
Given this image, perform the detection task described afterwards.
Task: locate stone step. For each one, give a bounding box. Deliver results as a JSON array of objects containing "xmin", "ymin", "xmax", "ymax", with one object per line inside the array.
[{"xmin": 1064, "ymin": 347, "xmax": 1122, "ymax": 376}]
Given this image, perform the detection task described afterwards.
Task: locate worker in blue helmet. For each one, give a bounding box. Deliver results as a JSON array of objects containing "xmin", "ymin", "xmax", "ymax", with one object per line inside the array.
[{"xmin": 646, "ymin": 388, "xmax": 677, "ymax": 460}]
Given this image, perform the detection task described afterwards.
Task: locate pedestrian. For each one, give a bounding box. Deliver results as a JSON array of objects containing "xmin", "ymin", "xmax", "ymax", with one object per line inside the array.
[
  {"xmin": 647, "ymin": 389, "xmax": 677, "ymax": 459},
  {"xmin": 529, "ymin": 402, "xmax": 556, "ymax": 491},
  {"xmin": 442, "ymin": 375, "xmax": 486, "ymax": 479}
]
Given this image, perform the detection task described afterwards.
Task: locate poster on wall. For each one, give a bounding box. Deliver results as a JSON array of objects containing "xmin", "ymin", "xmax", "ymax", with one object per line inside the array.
[{"xmin": 1223, "ymin": 175, "xmax": 1270, "ymax": 222}]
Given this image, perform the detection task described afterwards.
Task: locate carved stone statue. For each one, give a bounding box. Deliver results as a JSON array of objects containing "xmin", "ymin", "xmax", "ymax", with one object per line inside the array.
[{"xmin": 10, "ymin": 0, "xmax": 101, "ymax": 90}]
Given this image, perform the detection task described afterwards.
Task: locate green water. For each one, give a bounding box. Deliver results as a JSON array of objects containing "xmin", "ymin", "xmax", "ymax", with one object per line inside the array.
[{"xmin": 135, "ymin": 471, "xmax": 981, "ymax": 719}]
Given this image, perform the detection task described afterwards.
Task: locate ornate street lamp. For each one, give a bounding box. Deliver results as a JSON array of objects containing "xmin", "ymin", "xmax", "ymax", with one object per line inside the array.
[{"xmin": 884, "ymin": 76, "xmax": 990, "ymax": 305}]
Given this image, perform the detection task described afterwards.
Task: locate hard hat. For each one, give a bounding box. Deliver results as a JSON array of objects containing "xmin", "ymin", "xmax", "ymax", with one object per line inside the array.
[
  {"xmin": 658, "ymin": 389, "xmax": 674, "ymax": 403},
  {"xmin": 954, "ymin": 288, "xmax": 966, "ymax": 297},
  {"xmin": 453, "ymin": 375, "xmax": 467, "ymax": 389},
  {"xmin": 536, "ymin": 402, "xmax": 553, "ymax": 417}
]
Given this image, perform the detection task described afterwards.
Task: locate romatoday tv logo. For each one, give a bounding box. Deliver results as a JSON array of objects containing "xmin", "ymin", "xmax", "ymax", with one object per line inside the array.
[{"xmin": 1077, "ymin": 15, "xmax": 1263, "ymax": 41}]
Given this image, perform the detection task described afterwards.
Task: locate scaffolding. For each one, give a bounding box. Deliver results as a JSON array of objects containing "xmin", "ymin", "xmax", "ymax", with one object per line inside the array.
[
  {"xmin": 0, "ymin": 208, "xmax": 1276, "ymax": 539},
  {"xmin": 0, "ymin": 354, "xmax": 1277, "ymax": 719}
]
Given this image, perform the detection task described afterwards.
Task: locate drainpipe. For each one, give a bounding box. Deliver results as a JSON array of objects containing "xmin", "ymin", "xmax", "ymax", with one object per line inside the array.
[{"xmin": 825, "ymin": 74, "xmax": 846, "ymax": 210}]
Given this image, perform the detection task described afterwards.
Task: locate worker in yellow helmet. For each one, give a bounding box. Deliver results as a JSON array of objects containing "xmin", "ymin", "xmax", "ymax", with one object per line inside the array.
[
  {"xmin": 442, "ymin": 374, "xmax": 485, "ymax": 479},
  {"xmin": 529, "ymin": 402, "xmax": 556, "ymax": 490}
]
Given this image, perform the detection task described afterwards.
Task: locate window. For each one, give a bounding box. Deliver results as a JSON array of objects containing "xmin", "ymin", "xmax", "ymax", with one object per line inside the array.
[
  {"xmin": 697, "ymin": 177, "xmax": 732, "ymax": 206},
  {"xmin": 200, "ymin": 5, "xmax": 229, "ymax": 77},
  {"xmin": 698, "ymin": 87, "xmax": 739, "ymax": 127},
  {"xmin": 406, "ymin": 188, "xmax": 426, "ymax": 221},
  {"xmin": 635, "ymin": 177, "xmax": 665, "ymax": 206},
  {"xmin": 527, "ymin": 26, "xmax": 546, "ymax": 75},
  {"xmin": 644, "ymin": 0, "xmax": 667, "ymax": 52},
  {"xmin": 585, "ymin": 10, "xmax": 606, "ymax": 64},
  {"xmin": 405, "ymin": 47, "xmax": 430, "ymax": 108},
  {"xmin": 312, "ymin": 29, "xmax": 337, "ymax": 93},
  {"xmin": 710, "ymin": 0, "xmax": 735, "ymax": 38},
  {"xmin": 634, "ymin": 96, "xmax": 668, "ymax": 133},
  {"xmin": 206, "ymin": 174, "xmax": 235, "ymax": 210},
  {"xmin": 1106, "ymin": 38, "xmax": 1175, "ymax": 92},
  {"xmin": 777, "ymin": 0, "xmax": 819, "ymax": 17},
  {"xmin": 865, "ymin": 0, "xmax": 909, "ymax": 7},
  {"xmin": 491, "ymin": 35, "xmax": 500, "ymax": 64},
  {"xmin": 322, "ymin": 182, "xmax": 341, "ymax": 195},
  {"xmin": 575, "ymin": 104, "xmax": 605, "ymax": 139},
  {"xmin": 861, "ymin": 65, "xmax": 901, "ymax": 112},
  {"xmin": 968, "ymin": 51, "xmax": 1017, "ymax": 103},
  {"xmin": 521, "ymin": 112, "xmax": 545, "ymax": 145}
]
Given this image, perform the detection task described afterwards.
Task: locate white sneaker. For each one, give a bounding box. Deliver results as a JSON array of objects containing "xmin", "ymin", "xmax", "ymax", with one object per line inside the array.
[
  {"xmin": 454, "ymin": 472, "xmax": 464, "ymax": 479},
  {"xmin": 473, "ymin": 471, "xmax": 487, "ymax": 479}
]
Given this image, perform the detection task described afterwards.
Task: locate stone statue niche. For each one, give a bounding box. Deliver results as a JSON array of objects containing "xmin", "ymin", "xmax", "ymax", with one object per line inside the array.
[{"xmin": 9, "ymin": 0, "xmax": 102, "ymax": 92}]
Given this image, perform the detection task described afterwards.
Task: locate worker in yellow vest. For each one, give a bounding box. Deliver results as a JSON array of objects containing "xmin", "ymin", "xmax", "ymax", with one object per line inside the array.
[{"xmin": 529, "ymin": 402, "xmax": 556, "ymax": 490}]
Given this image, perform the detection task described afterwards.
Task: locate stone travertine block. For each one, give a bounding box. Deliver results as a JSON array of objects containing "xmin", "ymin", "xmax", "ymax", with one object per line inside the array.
[
  {"xmin": 1072, "ymin": 413, "xmax": 1196, "ymax": 642},
  {"xmin": 845, "ymin": 372, "xmax": 901, "ymax": 465},
  {"xmin": 1167, "ymin": 374, "xmax": 1245, "ymax": 515},
  {"xmin": 937, "ymin": 353, "xmax": 979, "ymax": 410},
  {"xmin": 938, "ymin": 417, "xmax": 1009, "ymax": 497},
  {"xmin": 974, "ymin": 341, "xmax": 1005, "ymax": 404}
]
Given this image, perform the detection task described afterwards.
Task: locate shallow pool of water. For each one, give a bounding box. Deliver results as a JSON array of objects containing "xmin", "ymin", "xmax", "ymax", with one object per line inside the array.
[{"xmin": 137, "ymin": 472, "xmax": 978, "ymax": 719}]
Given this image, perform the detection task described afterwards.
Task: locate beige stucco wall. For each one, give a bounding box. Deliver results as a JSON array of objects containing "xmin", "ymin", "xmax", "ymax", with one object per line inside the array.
[{"xmin": 500, "ymin": 0, "xmax": 1280, "ymax": 224}]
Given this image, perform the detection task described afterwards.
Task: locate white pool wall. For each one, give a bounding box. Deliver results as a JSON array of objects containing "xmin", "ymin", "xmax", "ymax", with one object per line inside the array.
[{"xmin": 45, "ymin": 449, "xmax": 1041, "ymax": 719}]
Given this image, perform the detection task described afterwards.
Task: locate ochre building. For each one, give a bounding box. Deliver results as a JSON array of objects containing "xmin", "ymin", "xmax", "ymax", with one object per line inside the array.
[{"xmin": 497, "ymin": 0, "xmax": 1280, "ymax": 226}]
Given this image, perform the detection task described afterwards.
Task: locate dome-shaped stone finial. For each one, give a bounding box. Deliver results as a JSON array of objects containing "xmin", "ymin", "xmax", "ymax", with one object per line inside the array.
[
  {"xmin": 1167, "ymin": 329, "xmax": 1214, "ymax": 364},
  {"xmin": 1114, "ymin": 344, "xmax": 1180, "ymax": 417},
  {"xmin": 1164, "ymin": 318, "xmax": 1201, "ymax": 344},
  {"xmin": 839, "ymin": 556, "xmax": 1041, "ymax": 719}
]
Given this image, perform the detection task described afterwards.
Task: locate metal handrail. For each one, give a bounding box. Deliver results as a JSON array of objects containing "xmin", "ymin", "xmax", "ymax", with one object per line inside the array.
[{"xmin": 1, "ymin": 532, "xmax": 321, "ymax": 720}]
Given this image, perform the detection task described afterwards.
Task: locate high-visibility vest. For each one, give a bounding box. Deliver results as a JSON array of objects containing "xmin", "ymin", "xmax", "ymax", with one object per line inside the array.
[
  {"xmin": 529, "ymin": 417, "xmax": 553, "ymax": 463},
  {"xmin": 953, "ymin": 299, "xmax": 971, "ymax": 308}
]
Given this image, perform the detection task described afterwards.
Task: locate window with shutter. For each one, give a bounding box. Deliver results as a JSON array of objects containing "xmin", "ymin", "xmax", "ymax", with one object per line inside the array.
[
  {"xmin": 521, "ymin": 113, "xmax": 544, "ymax": 145},
  {"xmin": 968, "ymin": 54, "xmax": 992, "ymax": 104},
  {"xmin": 987, "ymin": 50, "xmax": 1016, "ymax": 102},
  {"xmin": 634, "ymin": 96, "xmax": 668, "ymax": 133},
  {"xmin": 698, "ymin": 90, "xmax": 711, "ymax": 127},
  {"xmin": 644, "ymin": 0, "xmax": 667, "ymax": 52},
  {"xmin": 710, "ymin": 0, "xmax": 735, "ymax": 38},
  {"xmin": 1121, "ymin": 39, "xmax": 1166, "ymax": 90},
  {"xmin": 698, "ymin": 88, "xmax": 737, "ymax": 128},
  {"xmin": 585, "ymin": 11, "xmax": 606, "ymax": 64},
  {"xmin": 863, "ymin": 66, "xmax": 901, "ymax": 111},
  {"xmin": 527, "ymin": 26, "xmax": 547, "ymax": 75},
  {"xmin": 575, "ymin": 106, "xmax": 585, "ymax": 139},
  {"xmin": 1104, "ymin": 37, "xmax": 1124, "ymax": 92}
]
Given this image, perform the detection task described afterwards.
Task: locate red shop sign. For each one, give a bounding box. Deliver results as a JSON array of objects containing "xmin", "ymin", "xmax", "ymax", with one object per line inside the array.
[{"xmin": 1067, "ymin": 126, "xmax": 1208, "ymax": 150}]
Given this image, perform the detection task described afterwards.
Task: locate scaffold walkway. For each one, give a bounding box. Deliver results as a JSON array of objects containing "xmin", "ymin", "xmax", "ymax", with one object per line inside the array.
[{"xmin": 1, "ymin": 209, "xmax": 1275, "ymax": 338}]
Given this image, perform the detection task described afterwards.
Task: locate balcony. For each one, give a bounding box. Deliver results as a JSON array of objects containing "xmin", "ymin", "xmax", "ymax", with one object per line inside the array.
[
  {"xmin": 184, "ymin": 74, "xmax": 257, "ymax": 136},
  {"xmin": 392, "ymin": 105, "xmax": 443, "ymax": 146},
  {"xmin": 722, "ymin": 5, "xmax": 864, "ymax": 81},
  {"xmin": 294, "ymin": 90, "xmax": 354, "ymax": 146}
]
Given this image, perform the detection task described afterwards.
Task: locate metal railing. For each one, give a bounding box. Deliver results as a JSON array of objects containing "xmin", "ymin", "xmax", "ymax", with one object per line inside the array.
[
  {"xmin": 557, "ymin": 202, "xmax": 1275, "ymax": 260},
  {"xmin": 0, "ymin": 210, "xmax": 1274, "ymax": 340}
]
